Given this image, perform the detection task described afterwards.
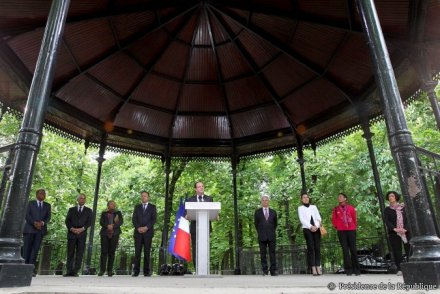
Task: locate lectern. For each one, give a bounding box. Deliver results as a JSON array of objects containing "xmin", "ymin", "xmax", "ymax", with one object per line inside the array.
[{"xmin": 185, "ymin": 202, "xmax": 221, "ymax": 275}]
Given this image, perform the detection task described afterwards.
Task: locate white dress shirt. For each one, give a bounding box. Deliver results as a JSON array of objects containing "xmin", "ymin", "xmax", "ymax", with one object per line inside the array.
[{"xmin": 298, "ymin": 205, "xmax": 322, "ymax": 229}]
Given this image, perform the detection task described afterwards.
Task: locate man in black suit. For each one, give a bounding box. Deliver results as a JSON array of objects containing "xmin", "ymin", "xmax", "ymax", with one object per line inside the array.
[
  {"xmin": 186, "ymin": 181, "xmax": 213, "ymax": 267},
  {"xmin": 132, "ymin": 191, "xmax": 157, "ymax": 277},
  {"xmin": 23, "ymin": 189, "xmax": 51, "ymax": 276},
  {"xmin": 64, "ymin": 193, "xmax": 93, "ymax": 277},
  {"xmin": 254, "ymin": 194, "xmax": 278, "ymax": 276}
]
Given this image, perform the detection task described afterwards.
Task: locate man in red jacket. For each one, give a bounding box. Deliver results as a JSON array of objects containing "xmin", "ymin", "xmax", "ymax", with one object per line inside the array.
[{"xmin": 332, "ymin": 193, "xmax": 361, "ymax": 276}]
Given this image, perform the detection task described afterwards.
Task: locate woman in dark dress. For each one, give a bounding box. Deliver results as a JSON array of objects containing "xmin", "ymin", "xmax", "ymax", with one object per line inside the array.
[
  {"xmin": 98, "ymin": 200, "xmax": 123, "ymax": 277},
  {"xmin": 384, "ymin": 191, "xmax": 411, "ymax": 276}
]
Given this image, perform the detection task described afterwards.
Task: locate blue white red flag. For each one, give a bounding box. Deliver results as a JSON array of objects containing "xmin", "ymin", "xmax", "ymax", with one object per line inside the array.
[{"xmin": 168, "ymin": 197, "xmax": 191, "ymax": 262}]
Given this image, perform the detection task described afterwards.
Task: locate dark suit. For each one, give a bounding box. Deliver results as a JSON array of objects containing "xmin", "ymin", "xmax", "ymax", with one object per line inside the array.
[
  {"xmin": 99, "ymin": 210, "xmax": 123, "ymax": 274},
  {"xmin": 65, "ymin": 205, "xmax": 93, "ymax": 275},
  {"xmin": 23, "ymin": 200, "xmax": 51, "ymax": 265},
  {"xmin": 254, "ymin": 207, "xmax": 277, "ymax": 274},
  {"xmin": 132, "ymin": 203, "xmax": 157, "ymax": 275},
  {"xmin": 186, "ymin": 195, "xmax": 213, "ymax": 266}
]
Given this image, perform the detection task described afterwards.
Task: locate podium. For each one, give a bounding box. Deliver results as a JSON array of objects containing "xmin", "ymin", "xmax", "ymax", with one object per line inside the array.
[{"xmin": 185, "ymin": 202, "xmax": 221, "ymax": 275}]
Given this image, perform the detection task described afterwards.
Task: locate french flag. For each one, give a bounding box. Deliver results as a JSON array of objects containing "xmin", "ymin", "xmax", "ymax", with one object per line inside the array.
[{"xmin": 168, "ymin": 198, "xmax": 191, "ymax": 262}]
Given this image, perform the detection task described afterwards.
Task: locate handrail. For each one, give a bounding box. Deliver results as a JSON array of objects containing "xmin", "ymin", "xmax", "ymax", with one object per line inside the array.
[
  {"xmin": 0, "ymin": 143, "xmax": 15, "ymax": 154},
  {"xmin": 0, "ymin": 144, "xmax": 15, "ymax": 171},
  {"xmin": 415, "ymin": 146, "xmax": 440, "ymax": 160}
]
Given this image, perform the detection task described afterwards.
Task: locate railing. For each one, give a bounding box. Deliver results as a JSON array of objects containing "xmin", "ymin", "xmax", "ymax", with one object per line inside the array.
[
  {"xmin": 35, "ymin": 239, "xmax": 161, "ymax": 275},
  {"xmin": 415, "ymin": 146, "xmax": 440, "ymax": 234},
  {"xmin": 240, "ymin": 236, "xmax": 388, "ymax": 275},
  {"xmin": 0, "ymin": 143, "xmax": 15, "ymax": 211},
  {"xmin": 34, "ymin": 236, "xmax": 387, "ymax": 275}
]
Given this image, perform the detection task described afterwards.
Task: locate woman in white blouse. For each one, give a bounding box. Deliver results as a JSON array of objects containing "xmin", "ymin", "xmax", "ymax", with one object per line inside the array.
[{"xmin": 298, "ymin": 193, "xmax": 322, "ymax": 275}]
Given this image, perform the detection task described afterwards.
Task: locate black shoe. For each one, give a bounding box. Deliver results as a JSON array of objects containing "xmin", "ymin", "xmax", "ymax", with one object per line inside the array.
[
  {"xmin": 132, "ymin": 272, "xmax": 139, "ymax": 277},
  {"xmin": 98, "ymin": 272, "xmax": 104, "ymax": 276},
  {"xmin": 108, "ymin": 273, "xmax": 113, "ymax": 277},
  {"xmin": 32, "ymin": 273, "xmax": 37, "ymax": 277},
  {"xmin": 144, "ymin": 272, "xmax": 151, "ymax": 277},
  {"xmin": 270, "ymin": 271, "xmax": 278, "ymax": 276},
  {"xmin": 262, "ymin": 271, "xmax": 268, "ymax": 276}
]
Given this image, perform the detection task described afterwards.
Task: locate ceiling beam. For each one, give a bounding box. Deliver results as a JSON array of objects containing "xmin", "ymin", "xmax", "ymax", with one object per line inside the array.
[
  {"xmin": 210, "ymin": 5, "xmax": 355, "ymax": 105},
  {"xmin": 0, "ymin": 0, "xmax": 200, "ymax": 38},
  {"xmin": 209, "ymin": 5, "xmax": 299, "ymax": 146},
  {"xmin": 52, "ymin": 3, "xmax": 199, "ymax": 93},
  {"xmin": 210, "ymin": 0, "xmax": 364, "ymax": 34}
]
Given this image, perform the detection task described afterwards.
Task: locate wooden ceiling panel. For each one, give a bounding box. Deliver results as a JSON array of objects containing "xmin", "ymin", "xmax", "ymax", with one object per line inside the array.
[
  {"xmin": 131, "ymin": 74, "xmax": 180, "ymax": 110},
  {"xmin": 290, "ymin": 22, "xmax": 346, "ymax": 70},
  {"xmin": 283, "ymin": 78, "xmax": 347, "ymax": 124},
  {"xmin": 217, "ymin": 42, "xmax": 252, "ymax": 80},
  {"xmin": 111, "ymin": 10, "xmax": 157, "ymax": 44},
  {"xmin": 326, "ymin": 35, "xmax": 373, "ymax": 94},
  {"xmin": 172, "ymin": 115, "xmax": 231, "ymax": 139},
  {"xmin": 231, "ymin": 105, "xmax": 290, "ymax": 137},
  {"xmin": 180, "ymin": 84, "xmax": 225, "ymax": 112},
  {"xmin": 153, "ymin": 41, "xmax": 189, "ymax": 79},
  {"xmin": 127, "ymin": 29, "xmax": 169, "ymax": 67},
  {"xmin": 262, "ymin": 55, "xmax": 316, "ymax": 98},
  {"xmin": 225, "ymin": 76, "xmax": 272, "ymax": 111},
  {"xmin": 63, "ymin": 19, "xmax": 117, "ymax": 68},
  {"xmin": 114, "ymin": 103, "xmax": 172, "ymax": 137},
  {"xmin": 187, "ymin": 48, "xmax": 217, "ymax": 81},
  {"xmin": 89, "ymin": 53, "xmax": 144, "ymax": 96},
  {"xmin": 56, "ymin": 75, "xmax": 121, "ymax": 121}
]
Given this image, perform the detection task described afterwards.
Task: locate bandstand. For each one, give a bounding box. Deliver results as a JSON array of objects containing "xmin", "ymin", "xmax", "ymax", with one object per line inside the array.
[{"xmin": 0, "ymin": 0, "xmax": 440, "ymax": 288}]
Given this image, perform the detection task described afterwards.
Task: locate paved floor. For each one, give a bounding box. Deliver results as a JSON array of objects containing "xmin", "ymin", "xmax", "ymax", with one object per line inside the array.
[{"xmin": 1, "ymin": 274, "xmax": 438, "ymax": 294}]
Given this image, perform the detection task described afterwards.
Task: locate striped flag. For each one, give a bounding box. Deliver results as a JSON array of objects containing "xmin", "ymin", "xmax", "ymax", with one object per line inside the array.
[{"xmin": 168, "ymin": 197, "xmax": 191, "ymax": 262}]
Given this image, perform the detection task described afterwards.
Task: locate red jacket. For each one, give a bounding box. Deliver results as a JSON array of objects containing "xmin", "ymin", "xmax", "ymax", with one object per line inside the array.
[{"xmin": 332, "ymin": 204, "xmax": 357, "ymax": 231}]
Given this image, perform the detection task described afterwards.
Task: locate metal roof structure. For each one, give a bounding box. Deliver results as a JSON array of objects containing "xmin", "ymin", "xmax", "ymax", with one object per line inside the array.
[{"xmin": 0, "ymin": 0, "xmax": 439, "ymax": 158}]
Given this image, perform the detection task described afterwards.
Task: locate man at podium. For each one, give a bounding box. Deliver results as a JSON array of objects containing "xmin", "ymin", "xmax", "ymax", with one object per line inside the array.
[{"xmin": 186, "ymin": 181, "xmax": 213, "ymax": 268}]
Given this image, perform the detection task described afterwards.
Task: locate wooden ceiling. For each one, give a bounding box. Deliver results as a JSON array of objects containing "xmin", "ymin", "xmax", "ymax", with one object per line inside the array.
[{"xmin": 0, "ymin": 0, "xmax": 439, "ymax": 158}]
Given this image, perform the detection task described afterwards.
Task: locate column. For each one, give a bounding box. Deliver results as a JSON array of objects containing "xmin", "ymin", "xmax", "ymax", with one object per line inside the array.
[
  {"xmin": 0, "ymin": 0, "xmax": 71, "ymax": 287},
  {"xmin": 356, "ymin": 0, "xmax": 440, "ymax": 285},
  {"xmin": 84, "ymin": 134, "xmax": 106, "ymax": 274}
]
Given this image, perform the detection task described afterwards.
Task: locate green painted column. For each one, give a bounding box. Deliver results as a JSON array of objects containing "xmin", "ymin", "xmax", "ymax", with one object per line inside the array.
[
  {"xmin": 0, "ymin": 0, "xmax": 71, "ymax": 287},
  {"xmin": 356, "ymin": 0, "xmax": 440, "ymax": 286}
]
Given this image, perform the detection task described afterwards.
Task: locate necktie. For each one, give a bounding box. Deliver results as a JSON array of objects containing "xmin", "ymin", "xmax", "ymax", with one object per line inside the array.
[
  {"xmin": 79, "ymin": 206, "xmax": 82, "ymax": 213},
  {"xmin": 39, "ymin": 202, "xmax": 42, "ymax": 209},
  {"xmin": 143, "ymin": 204, "xmax": 147, "ymax": 212},
  {"xmin": 198, "ymin": 196, "xmax": 203, "ymax": 202},
  {"xmin": 264, "ymin": 208, "xmax": 269, "ymax": 220}
]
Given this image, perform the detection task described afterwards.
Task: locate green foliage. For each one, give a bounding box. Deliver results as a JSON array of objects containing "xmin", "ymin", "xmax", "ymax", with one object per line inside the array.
[{"xmin": 0, "ymin": 86, "xmax": 439, "ymax": 271}]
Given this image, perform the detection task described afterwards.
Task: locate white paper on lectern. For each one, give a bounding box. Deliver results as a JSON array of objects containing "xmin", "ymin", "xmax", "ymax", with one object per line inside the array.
[{"xmin": 185, "ymin": 202, "xmax": 221, "ymax": 220}]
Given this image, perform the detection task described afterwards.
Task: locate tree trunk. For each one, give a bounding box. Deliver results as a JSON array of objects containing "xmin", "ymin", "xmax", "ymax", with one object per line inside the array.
[{"xmin": 283, "ymin": 199, "xmax": 295, "ymax": 244}]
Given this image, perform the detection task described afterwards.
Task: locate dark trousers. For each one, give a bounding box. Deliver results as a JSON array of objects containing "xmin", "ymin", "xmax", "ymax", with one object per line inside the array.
[
  {"xmin": 66, "ymin": 236, "xmax": 86, "ymax": 274},
  {"xmin": 389, "ymin": 233, "xmax": 411, "ymax": 271},
  {"xmin": 303, "ymin": 228, "xmax": 321, "ymax": 268},
  {"xmin": 337, "ymin": 230, "xmax": 360, "ymax": 275},
  {"xmin": 258, "ymin": 239, "xmax": 277, "ymax": 274},
  {"xmin": 133, "ymin": 234, "xmax": 152, "ymax": 274},
  {"xmin": 190, "ymin": 228, "xmax": 196, "ymax": 268},
  {"xmin": 23, "ymin": 233, "xmax": 43, "ymax": 265},
  {"xmin": 100, "ymin": 235, "xmax": 119, "ymax": 273}
]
